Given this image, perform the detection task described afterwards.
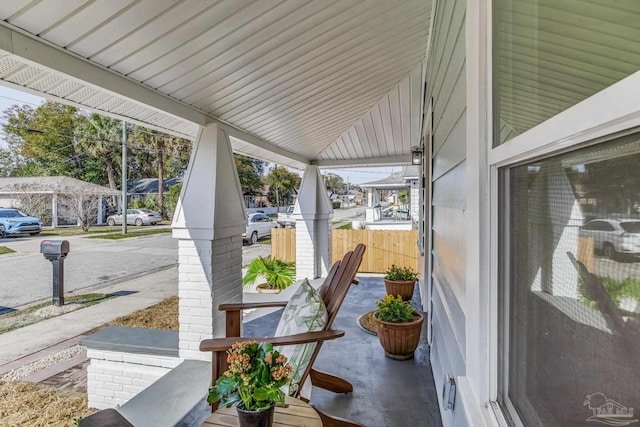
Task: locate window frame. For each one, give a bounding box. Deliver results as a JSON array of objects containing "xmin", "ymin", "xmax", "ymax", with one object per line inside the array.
[
  {"xmin": 490, "ymin": 77, "xmax": 640, "ymax": 427},
  {"xmin": 488, "ymin": 8, "xmax": 640, "ymax": 427}
]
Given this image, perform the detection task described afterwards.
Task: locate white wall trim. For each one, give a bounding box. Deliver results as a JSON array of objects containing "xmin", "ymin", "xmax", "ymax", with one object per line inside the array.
[
  {"xmin": 465, "ymin": 0, "xmax": 492, "ymax": 412},
  {"xmin": 489, "ymin": 70, "xmax": 640, "ymax": 168},
  {"xmin": 312, "ymin": 155, "xmax": 412, "ymax": 168}
]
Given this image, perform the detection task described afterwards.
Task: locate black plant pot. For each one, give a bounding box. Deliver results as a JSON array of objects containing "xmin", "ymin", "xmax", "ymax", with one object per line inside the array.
[{"xmin": 236, "ymin": 404, "xmax": 275, "ymax": 427}]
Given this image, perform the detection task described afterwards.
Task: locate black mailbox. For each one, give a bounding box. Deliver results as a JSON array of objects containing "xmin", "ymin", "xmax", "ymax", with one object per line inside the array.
[
  {"xmin": 41, "ymin": 240, "xmax": 70, "ymax": 260},
  {"xmin": 40, "ymin": 240, "xmax": 70, "ymax": 306}
]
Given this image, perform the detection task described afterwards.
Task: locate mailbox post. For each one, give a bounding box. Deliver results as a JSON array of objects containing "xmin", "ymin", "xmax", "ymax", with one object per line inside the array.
[{"xmin": 40, "ymin": 240, "xmax": 70, "ymax": 307}]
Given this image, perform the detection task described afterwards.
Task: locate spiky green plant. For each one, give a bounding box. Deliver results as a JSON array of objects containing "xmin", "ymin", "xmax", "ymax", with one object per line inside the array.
[{"xmin": 242, "ymin": 256, "xmax": 296, "ymax": 290}]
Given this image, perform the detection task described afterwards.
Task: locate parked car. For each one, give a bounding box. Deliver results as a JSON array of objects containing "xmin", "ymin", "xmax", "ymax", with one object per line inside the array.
[
  {"xmin": 276, "ymin": 205, "xmax": 296, "ymax": 228},
  {"xmin": 0, "ymin": 208, "xmax": 43, "ymax": 238},
  {"xmin": 579, "ymin": 218, "xmax": 640, "ymax": 259},
  {"xmin": 106, "ymin": 209, "xmax": 162, "ymax": 226},
  {"xmin": 243, "ymin": 213, "xmax": 278, "ymax": 245}
]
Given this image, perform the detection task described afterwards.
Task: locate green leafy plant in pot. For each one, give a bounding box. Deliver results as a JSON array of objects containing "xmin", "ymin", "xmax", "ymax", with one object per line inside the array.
[
  {"xmin": 371, "ymin": 294, "xmax": 424, "ymax": 360},
  {"xmin": 383, "ymin": 264, "xmax": 419, "ymax": 301},
  {"xmin": 243, "ymin": 256, "xmax": 296, "ymax": 293},
  {"xmin": 208, "ymin": 341, "xmax": 293, "ymax": 427}
]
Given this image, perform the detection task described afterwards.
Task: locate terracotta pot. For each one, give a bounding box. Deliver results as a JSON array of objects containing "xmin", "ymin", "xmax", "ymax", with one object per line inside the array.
[
  {"xmin": 374, "ymin": 312, "xmax": 424, "ymax": 360},
  {"xmin": 384, "ymin": 279, "xmax": 416, "ymax": 301},
  {"xmin": 236, "ymin": 404, "xmax": 275, "ymax": 427},
  {"xmin": 256, "ymin": 284, "xmax": 281, "ymax": 294}
]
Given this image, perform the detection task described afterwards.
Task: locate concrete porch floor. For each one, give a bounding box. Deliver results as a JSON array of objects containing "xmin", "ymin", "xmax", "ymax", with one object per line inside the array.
[{"xmin": 179, "ymin": 276, "xmax": 443, "ymax": 427}]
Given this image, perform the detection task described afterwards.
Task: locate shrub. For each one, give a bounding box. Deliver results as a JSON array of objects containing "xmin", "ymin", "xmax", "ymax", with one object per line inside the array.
[
  {"xmin": 384, "ymin": 265, "xmax": 418, "ymax": 281},
  {"xmin": 374, "ymin": 294, "xmax": 416, "ymax": 323}
]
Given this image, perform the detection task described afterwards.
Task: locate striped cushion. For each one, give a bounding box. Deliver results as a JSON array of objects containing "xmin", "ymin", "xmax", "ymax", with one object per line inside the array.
[{"xmin": 274, "ymin": 278, "xmax": 328, "ymax": 396}]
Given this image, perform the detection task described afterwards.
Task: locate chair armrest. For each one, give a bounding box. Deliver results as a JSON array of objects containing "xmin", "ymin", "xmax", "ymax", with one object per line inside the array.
[
  {"xmin": 219, "ymin": 302, "xmax": 289, "ymax": 338},
  {"xmin": 199, "ymin": 330, "xmax": 345, "ymax": 352},
  {"xmin": 218, "ymin": 302, "xmax": 288, "ymax": 311}
]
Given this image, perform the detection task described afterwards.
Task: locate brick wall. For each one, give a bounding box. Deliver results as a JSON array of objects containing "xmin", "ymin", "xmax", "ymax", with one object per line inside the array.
[
  {"xmin": 86, "ymin": 349, "xmax": 181, "ymax": 410},
  {"xmin": 295, "ymin": 217, "xmax": 330, "ymax": 279},
  {"xmin": 178, "ymin": 235, "xmax": 243, "ymax": 360}
]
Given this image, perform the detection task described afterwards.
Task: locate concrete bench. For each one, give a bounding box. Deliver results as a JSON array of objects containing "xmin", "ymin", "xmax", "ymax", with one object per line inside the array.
[
  {"xmin": 118, "ymin": 359, "xmax": 210, "ymax": 426},
  {"xmin": 80, "ymin": 326, "xmax": 211, "ymax": 426}
]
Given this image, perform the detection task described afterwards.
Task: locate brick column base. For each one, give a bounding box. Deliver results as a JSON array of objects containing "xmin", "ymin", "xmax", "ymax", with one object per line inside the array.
[{"xmin": 178, "ymin": 236, "xmax": 243, "ymax": 360}]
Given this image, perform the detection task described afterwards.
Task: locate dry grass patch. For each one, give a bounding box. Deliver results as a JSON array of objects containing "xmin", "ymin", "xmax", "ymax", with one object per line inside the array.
[
  {"xmin": 93, "ymin": 295, "xmax": 179, "ymax": 332},
  {"xmin": 0, "ymin": 381, "xmax": 97, "ymax": 426},
  {"xmin": 0, "ymin": 294, "xmax": 116, "ymax": 335},
  {"xmin": 1, "ymin": 297, "xmax": 179, "ymax": 426}
]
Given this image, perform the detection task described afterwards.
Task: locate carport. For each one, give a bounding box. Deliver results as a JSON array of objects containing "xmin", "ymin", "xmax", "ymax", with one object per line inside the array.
[{"xmin": 0, "ymin": 175, "xmax": 120, "ymax": 226}]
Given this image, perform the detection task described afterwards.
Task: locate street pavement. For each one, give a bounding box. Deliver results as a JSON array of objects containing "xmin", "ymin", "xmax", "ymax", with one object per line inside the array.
[
  {"xmin": 0, "ymin": 210, "xmax": 355, "ymax": 367},
  {"xmin": 0, "ymin": 266, "xmax": 179, "ymax": 366},
  {"xmin": 0, "ymin": 231, "xmax": 178, "ymax": 310},
  {"xmin": 330, "ymin": 205, "xmax": 365, "ymax": 227},
  {"xmin": 0, "ymin": 208, "xmax": 364, "ymax": 311}
]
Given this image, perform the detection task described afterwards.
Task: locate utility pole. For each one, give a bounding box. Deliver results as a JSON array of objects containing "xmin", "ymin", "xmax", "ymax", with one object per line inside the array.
[{"xmin": 122, "ymin": 121, "xmax": 128, "ymax": 235}]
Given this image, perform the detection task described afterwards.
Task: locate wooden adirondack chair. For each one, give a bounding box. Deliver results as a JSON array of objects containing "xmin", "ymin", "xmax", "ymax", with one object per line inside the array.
[{"xmin": 199, "ymin": 243, "xmax": 366, "ymax": 427}]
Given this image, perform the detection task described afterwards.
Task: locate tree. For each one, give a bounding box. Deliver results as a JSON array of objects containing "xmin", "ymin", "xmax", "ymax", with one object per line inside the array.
[
  {"xmin": 398, "ymin": 189, "xmax": 409, "ymax": 204},
  {"xmin": 235, "ymin": 154, "xmax": 266, "ymax": 195},
  {"xmin": 58, "ymin": 189, "xmax": 102, "ymax": 232},
  {"xmin": 2, "ymin": 102, "xmax": 87, "ymax": 177},
  {"xmin": 165, "ymin": 183, "xmax": 182, "ymax": 220},
  {"xmin": 78, "ymin": 114, "xmax": 122, "ymax": 204},
  {"xmin": 265, "ymin": 166, "xmax": 301, "ymax": 207},
  {"xmin": 323, "ymin": 173, "xmax": 346, "ymax": 195},
  {"xmin": 129, "ymin": 127, "xmax": 191, "ymax": 218},
  {"xmin": 11, "ymin": 184, "xmax": 51, "ymax": 224}
]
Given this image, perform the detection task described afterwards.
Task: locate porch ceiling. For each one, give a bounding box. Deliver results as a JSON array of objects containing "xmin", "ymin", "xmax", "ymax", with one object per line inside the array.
[{"xmin": 0, "ymin": 1, "xmax": 431, "ymax": 169}]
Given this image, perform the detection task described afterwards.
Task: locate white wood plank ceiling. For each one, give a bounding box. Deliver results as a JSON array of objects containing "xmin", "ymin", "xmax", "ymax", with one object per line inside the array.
[{"xmin": 0, "ymin": 0, "xmax": 432, "ymax": 169}]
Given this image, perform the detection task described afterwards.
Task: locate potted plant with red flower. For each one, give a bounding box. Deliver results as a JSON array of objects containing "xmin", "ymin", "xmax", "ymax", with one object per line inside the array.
[{"xmin": 207, "ymin": 341, "xmax": 292, "ymax": 427}]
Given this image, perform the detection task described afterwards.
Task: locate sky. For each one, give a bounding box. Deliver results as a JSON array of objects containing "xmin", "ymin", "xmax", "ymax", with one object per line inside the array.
[{"xmin": 0, "ymin": 86, "xmax": 396, "ymax": 185}]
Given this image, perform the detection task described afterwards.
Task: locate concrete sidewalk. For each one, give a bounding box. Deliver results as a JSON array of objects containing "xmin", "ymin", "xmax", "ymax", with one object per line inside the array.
[{"xmin": 0, "ymin": 266, "xmax": 178, "ymax": 367}]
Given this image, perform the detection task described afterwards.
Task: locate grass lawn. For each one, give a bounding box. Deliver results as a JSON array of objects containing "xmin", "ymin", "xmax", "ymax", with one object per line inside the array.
[
  {"xmin": 40, "ymin": 226, "xmax": 123, "ymax": 237},
  {"xmin": 85, "ymin": 228, "xmax": 171, "ymax": 239},
  {"xmin": 0, "ymin": 246, "xmax": 16, "ymax": 255},
  {"xmin": 0, "ymin": 294, "xmax": 117, "ymax": 335},
  {"xmin": 40, "ymin": 223, "xmax": 171, "ymax": 237}
]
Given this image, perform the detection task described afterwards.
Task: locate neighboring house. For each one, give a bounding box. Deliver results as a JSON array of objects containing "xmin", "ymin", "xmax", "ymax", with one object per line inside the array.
[
  {"xmin": 0, "ymin": 176, "xmax": 120, "ymax": 227},
  {"xmin": 127, "ymin": 178, "xmax": 183, "ymax": 204},
  {"xmin": 335, "ymin": 189, "xmax": 363, "ymax": 208},
  {"xmin": 359, "ymin": 167, "xmax": 419, "ymax": 229}
]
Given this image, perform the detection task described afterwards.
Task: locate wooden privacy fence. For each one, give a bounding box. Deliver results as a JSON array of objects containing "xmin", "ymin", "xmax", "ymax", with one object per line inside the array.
[
  {"xmin": 271, "ymin": 227, "xmax": 296, "ymax": 263},
  {"xmin": 271, "ymin": 228, "xmax": 419, "ymax": 273}
]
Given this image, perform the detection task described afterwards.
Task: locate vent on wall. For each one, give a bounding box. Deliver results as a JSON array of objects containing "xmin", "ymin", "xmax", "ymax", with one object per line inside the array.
[{"xmin": 442, "ymin": 374, "xmax": 456, "ymax": 411}]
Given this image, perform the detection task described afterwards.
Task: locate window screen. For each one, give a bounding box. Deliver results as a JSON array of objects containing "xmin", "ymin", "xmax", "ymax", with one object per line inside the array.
[{"xmin": 501, "ymin": 134, "xmax": 640, "ymax": 425}]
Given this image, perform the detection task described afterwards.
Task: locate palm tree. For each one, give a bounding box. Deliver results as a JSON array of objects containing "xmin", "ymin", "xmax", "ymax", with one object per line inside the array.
[{"xmin": 79, "ymin": 114, "xmax": 121, "ymax": 205}]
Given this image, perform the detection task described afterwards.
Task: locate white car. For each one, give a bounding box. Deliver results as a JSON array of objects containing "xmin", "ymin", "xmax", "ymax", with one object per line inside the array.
[
  {"xmin": 243, "ymin": 213, "xmax": 278, "ymax": 245},
  {"xmin": 579, "ymin": 218, "xmax": 640, "ymax": 259},
  {"xmin": 106, "ymin": 209, "xmax": 162, "ymax": 226}
]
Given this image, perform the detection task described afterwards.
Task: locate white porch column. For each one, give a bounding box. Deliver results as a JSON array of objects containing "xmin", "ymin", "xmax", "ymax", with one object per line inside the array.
[
  {"xmin": 97, "ymin": 196, "xmax": 104, "ymax": 225},
  {"xmin": 294, "ymin": 166, "xmax": 333, "ymax": 279},
  {"xmin": 52, "ymin": 193, "xmax": 58, "ymax": 228},
  {"xmin": 172, "ymin": 124, "xmax": 246, "ymax": 360}
]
